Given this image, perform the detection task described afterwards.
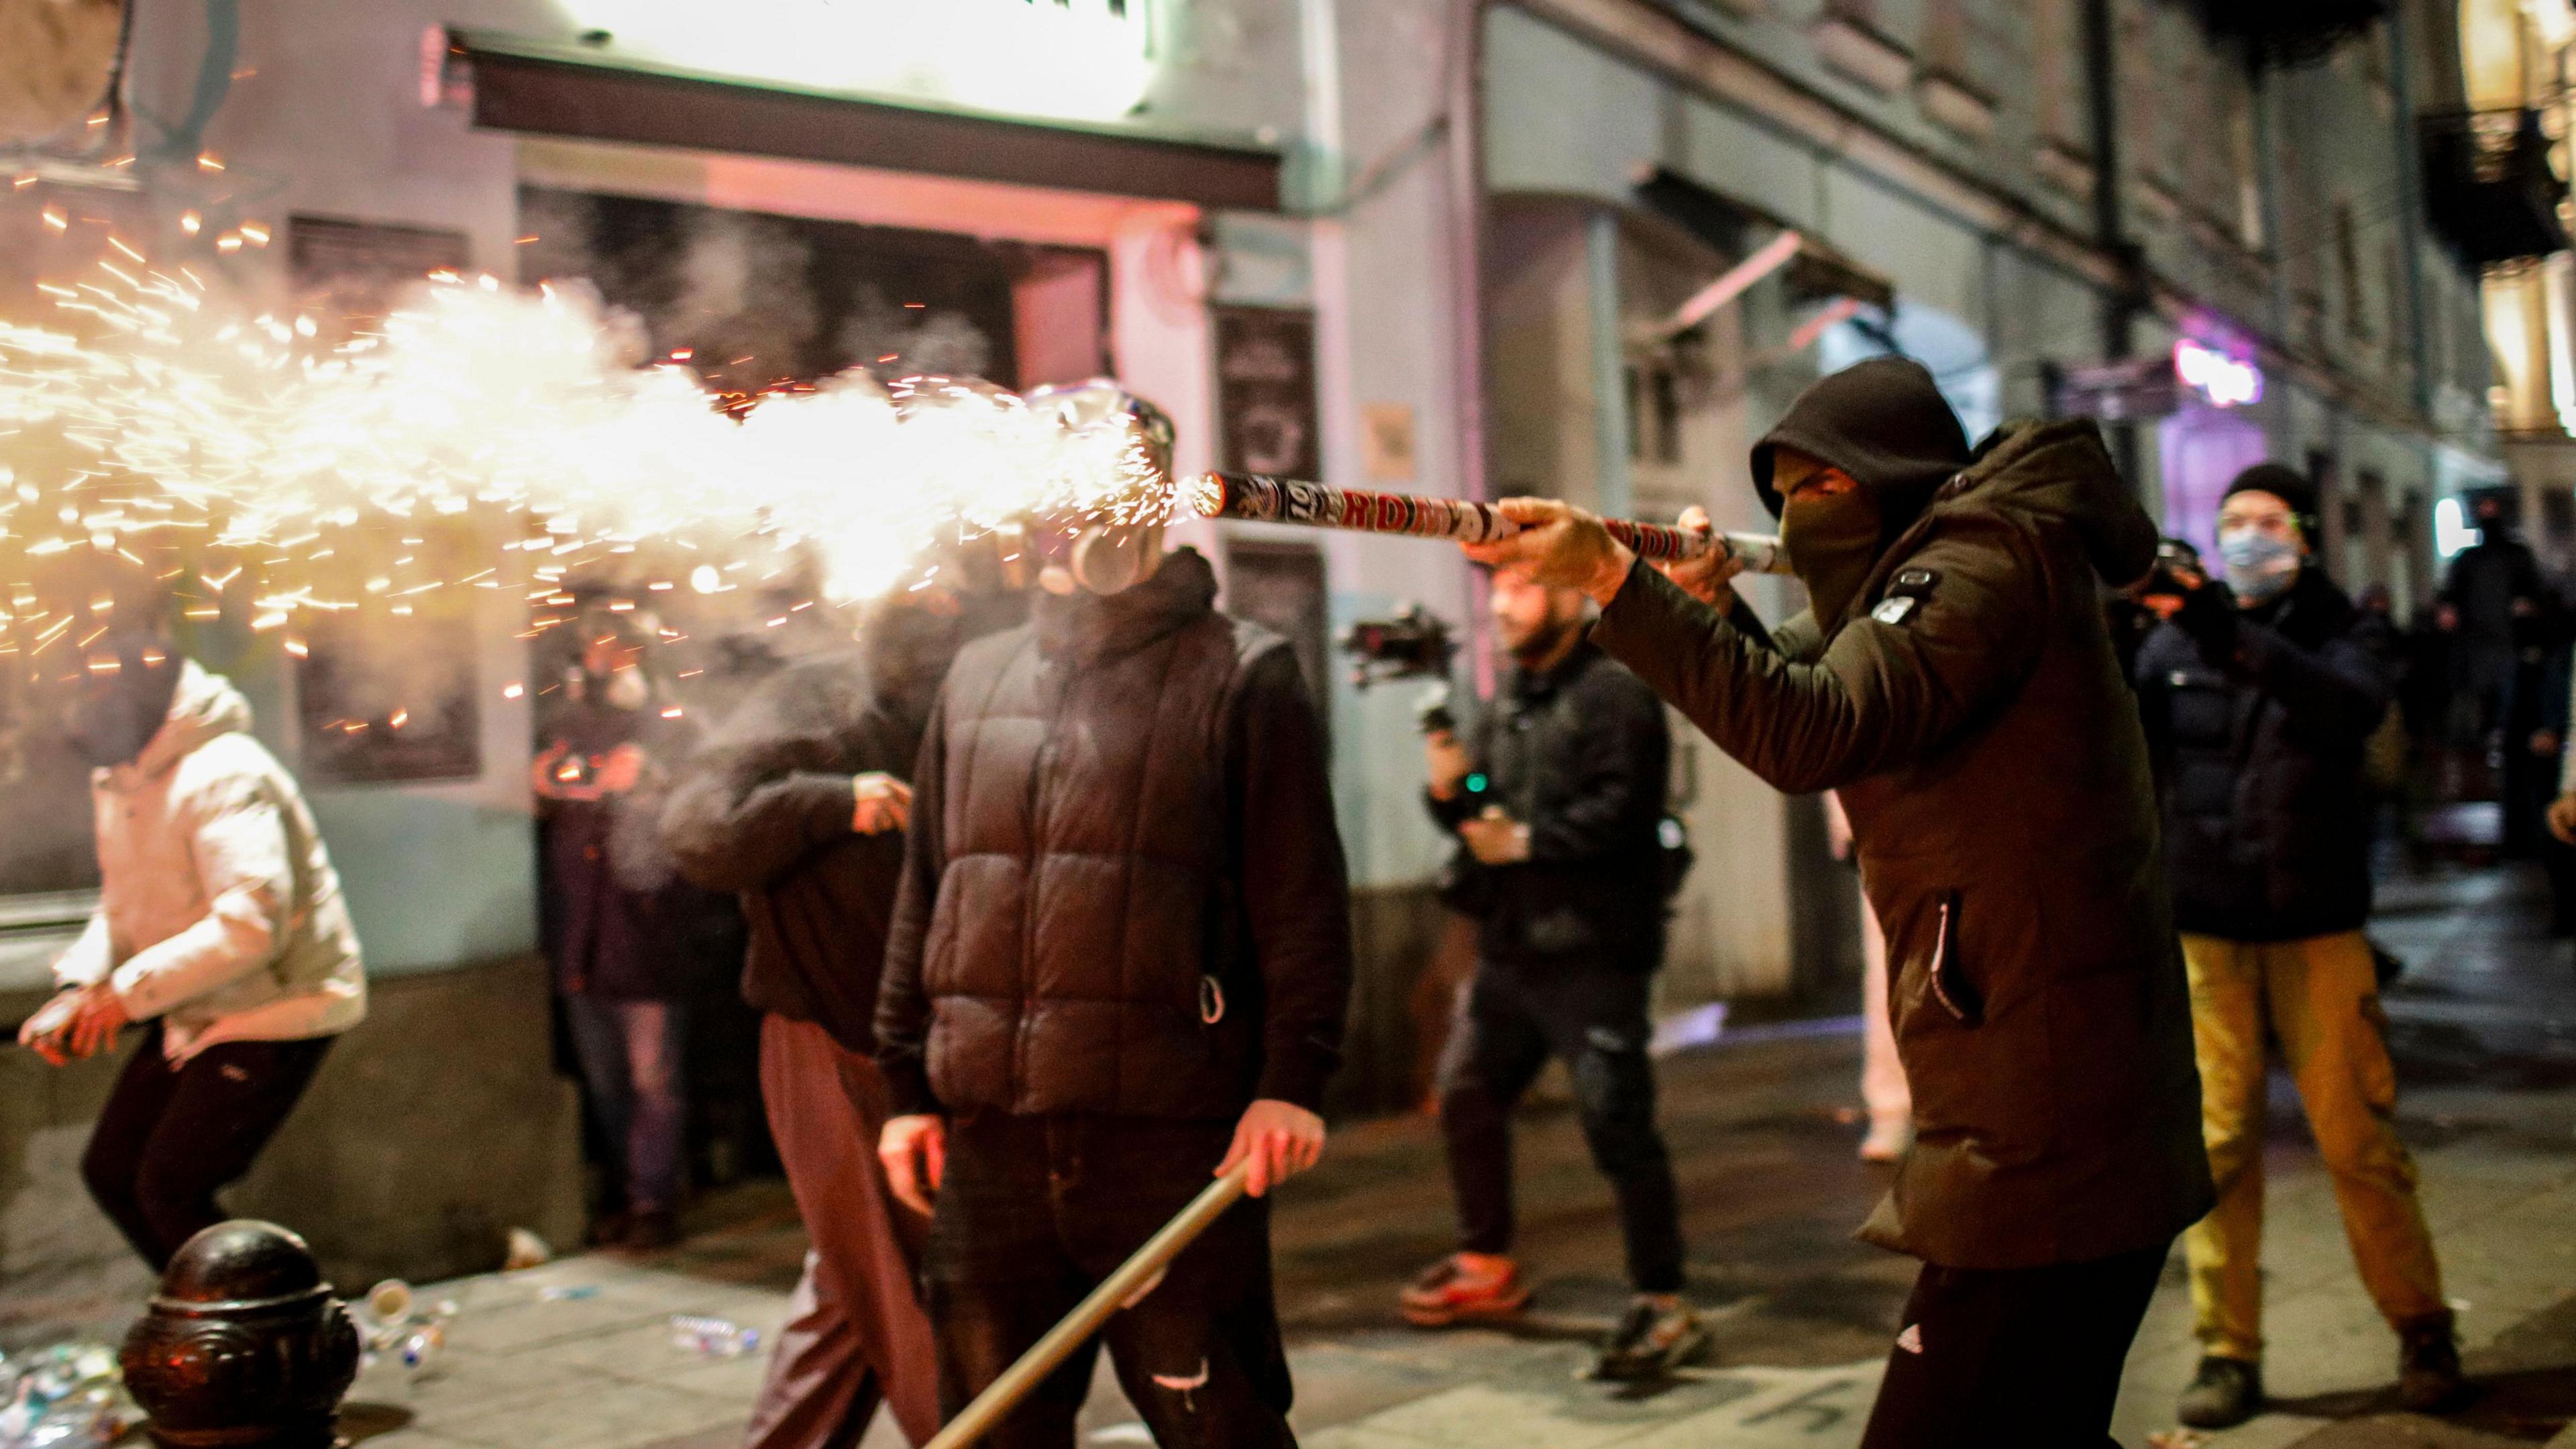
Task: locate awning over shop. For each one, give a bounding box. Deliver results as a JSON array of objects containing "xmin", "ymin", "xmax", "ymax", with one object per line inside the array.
[
  {"xmin": 436, "ymin": 29, "xmax": 1285, "ymax": 213},
  {"xmin": 1628, "ymin": 164, "xmax": 1896, "ymax": 331}
]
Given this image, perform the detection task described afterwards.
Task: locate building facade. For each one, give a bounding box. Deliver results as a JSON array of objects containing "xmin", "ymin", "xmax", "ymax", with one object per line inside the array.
[
  {"xmin": 0, "ymin": 0, "xmax": 2508, "ymax": 1309},
  {"xmin": 1482, "ymin": 0, "xmax": 2502, "ymax": 1002}
]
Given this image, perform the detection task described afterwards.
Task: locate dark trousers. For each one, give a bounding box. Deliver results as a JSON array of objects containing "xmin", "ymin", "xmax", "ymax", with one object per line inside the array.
[
  {"xmin": 1858, "ymin": 1243, "xmax": 2169, "ymax": 1448},
  {"xmin": 925, "ymin": 1112, "xmax": 1294, "ymax": 1449},
  {"xmin": 562, "ymin": 993, "xmax": 690, "ymax": 1214},
  {"xmin": 1436, "ymin": 961, "xmax": 1684, "ymax": 1294},
  {"xmin": 745, "ymin": 1015, "xmax": 941, "ymax": 1449},
  {"xmin": 82, "ymin": 1022, "xmax": 335, "ymax": 1271}
]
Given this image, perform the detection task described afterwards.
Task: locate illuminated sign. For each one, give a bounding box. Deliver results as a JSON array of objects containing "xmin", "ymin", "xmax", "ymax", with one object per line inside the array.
[
  {"xmin": 2174, "ymin": 338, "xmax": 2262, "ymax": 408},
  {"xmin": 550, "ymin": 0, "xmax": 1156, "ymax": 123}
]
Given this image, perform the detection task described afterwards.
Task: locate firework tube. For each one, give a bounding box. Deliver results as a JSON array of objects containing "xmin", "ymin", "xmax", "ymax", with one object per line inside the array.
[
  {"xmin": 922, "ymin": 1161, "xmax": 1252, "ymax": 1449},
  {"xmin": 1184, "ymin": 473, "xmax": 1790, "ymax": 575}
]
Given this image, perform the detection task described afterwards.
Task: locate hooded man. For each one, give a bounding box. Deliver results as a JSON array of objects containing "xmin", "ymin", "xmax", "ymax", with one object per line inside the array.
[
  {"xmin": 2135, "ymin": 464, "xmax": 2459, "ymax": 1426},
  {"xmin": 873, "ymin": 539, "xmax": 1352, "ymax": 1449},
  {"xmin": 661, "ymin": 587, "xmax": 1019, "ymax": 1449},
  {"xmin": 1462, "ymin": 358, "xmax": 2212, "ymax": 1444},
  {"xmin": 18, "ymin": 631, "xmax": 366, "ymax": 1269}
]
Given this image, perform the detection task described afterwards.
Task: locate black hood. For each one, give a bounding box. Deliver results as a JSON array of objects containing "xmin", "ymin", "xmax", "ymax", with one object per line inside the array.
[{"xmin": 1751, "ymin": 357, "xmax": 1971, "ymax": 525}]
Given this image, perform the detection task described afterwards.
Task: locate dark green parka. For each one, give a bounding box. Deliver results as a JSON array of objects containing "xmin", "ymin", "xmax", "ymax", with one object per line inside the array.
[{"xmin": 1593, "ymin": 376, "xmax": 2213, "ymax": 1271}]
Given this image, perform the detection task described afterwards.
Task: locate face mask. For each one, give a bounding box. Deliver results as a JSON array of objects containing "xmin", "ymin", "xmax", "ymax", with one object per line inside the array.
[
  {"xmin": 2217, "ymin": 527, "xmax": 2301, "ymax": 606},
  {"xmin": 1781, "ymin": 486, "xmax": 1885, "ymax": 628}
]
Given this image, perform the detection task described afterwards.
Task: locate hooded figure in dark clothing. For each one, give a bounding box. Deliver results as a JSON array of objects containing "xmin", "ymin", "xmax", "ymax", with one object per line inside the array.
[
  {"xmin": 1462, "ymin": 357, "xmax": 2214, "ymax": 1446},
  {"xmin": 661, "ymin": 587, "xmax": 1023, "ymax": 1449}
]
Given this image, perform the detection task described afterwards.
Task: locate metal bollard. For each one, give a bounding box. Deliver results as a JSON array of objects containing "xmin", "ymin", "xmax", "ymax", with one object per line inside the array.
[{"xmin": 120, "ymin": 1221, "xmax": 362, "ymax": 1449}]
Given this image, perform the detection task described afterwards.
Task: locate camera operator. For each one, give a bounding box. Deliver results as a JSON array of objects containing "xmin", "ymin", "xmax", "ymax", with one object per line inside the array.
[
  {"xmin": 1464, "ymin": 358, "xmax": 2211, "ymax": 1444},
  {"xmin": 2135, "ymin": 464, "xmax": 2457, "ymax": 1427},
  {"xmin": 1401, "ymin": 564, "xmax": 1693, "ymax": 1382}
]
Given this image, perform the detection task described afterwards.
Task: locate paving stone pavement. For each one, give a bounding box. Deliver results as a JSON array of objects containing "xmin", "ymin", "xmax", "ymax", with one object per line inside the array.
[{"xmin": 282, "ymin": 867, "xmax": 2576, "ymax": 1447}]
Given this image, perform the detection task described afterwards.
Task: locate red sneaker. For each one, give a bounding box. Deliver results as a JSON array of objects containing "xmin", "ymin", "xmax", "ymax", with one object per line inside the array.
[{"xmin": 1401, "ymin": 1254, "xmax": 1532, "ymax": 1327}]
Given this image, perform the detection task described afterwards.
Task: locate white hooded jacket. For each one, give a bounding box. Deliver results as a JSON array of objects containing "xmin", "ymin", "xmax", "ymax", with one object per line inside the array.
[{"xmin": 52, "ymin": 661, "xmax": 366, "ymax": 1061}]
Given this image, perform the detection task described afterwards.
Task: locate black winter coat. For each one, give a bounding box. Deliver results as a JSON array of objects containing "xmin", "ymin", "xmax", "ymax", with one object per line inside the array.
[
  {"xmin": 1428, "ymin": 643, "xmax": 1668, "ymax": 970},
  {"xmin": 1594, "ymin": 390, "xmax": 2211, "ymax": 1271},
  {"xmin": 538, "ymin": 702, "xmax": 739, "ymax": 1002},
  {"xmin": 873, "ymin": 549, "xmax": 1353, "ymax": 1121},
  {"xmin": 2135, "ymin": 570, "xmax": 2394, "ymax": 943},
  {"xmin": 661, "ymin": 652, "xmax": 922, "ymax": 1054}
]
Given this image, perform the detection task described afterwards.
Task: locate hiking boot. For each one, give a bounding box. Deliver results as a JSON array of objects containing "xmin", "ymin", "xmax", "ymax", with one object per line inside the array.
[
  {"xmin": 2176, "ymin": 1355, "xmax": 2263, "ymax": 1429},
  {"xmin": 1399, "ymin": 1254, "xmax": 1529, "ymax": 1327},
  {"xmin": 2398, "ymin": 1319, "xmax": 2466, "ymax": 1413},
  {"xmin": 1591, "ymin": 1297, "xmax": 1708, "ymax": 1382}
]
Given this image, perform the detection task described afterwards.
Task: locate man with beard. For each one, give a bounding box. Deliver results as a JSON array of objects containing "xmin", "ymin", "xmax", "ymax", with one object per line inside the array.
[
  {"xmin": 1400, "ymin": 564, "xmax": 1695, "ymax": 1381},
  {"xmin": 19, "ymin": 628, "xmax": 365, "ymax": 1269},
  {"xmin": 1462, "ymin": 358, "xmax": 2212, "ymax": 1443},
  {"xmin": 663, "ymin": 584, "xmax": 1019, "ymax": 1449}
]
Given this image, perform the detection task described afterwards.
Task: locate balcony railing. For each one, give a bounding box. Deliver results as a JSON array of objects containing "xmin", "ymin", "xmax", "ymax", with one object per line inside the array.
[{"xmin": 2420, "ymin": 108, "xmax": 2571, "ymax": 266}]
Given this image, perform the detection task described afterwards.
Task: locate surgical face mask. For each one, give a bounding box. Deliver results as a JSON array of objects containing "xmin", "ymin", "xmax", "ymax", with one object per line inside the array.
[
  {"xmin": 2216, "ymin": 526, "xmax": 2302, "ymax": 606},
  {"xmin": 1780, "ymin": 486, "xmax": 1885, "ymax": 628}
]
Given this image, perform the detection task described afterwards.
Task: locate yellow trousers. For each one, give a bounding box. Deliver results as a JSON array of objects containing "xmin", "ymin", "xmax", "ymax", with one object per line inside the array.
[{"xmin": 2181, "ymin": 930, "xmax": 2447, "ymax": 1362}]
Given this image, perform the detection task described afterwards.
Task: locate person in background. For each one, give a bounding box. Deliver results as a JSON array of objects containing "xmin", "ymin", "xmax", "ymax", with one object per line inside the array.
[
  {"xmin": 2135, "ymin": 463, "xmax": 2459, "ymax": 1427},
  {"xmin": 19, "ymin": 629, "xmax": 365, "ymax": 1269},
  {"xmin": 663, "ymin": 584, "xmax": 1017, "ymax": 1449},
  {"xmin": 1403, "ymin": 562, "xmax": 1697, "ymax": 1381},
  {"xmin": 1464, "ymin": 358, "xmax": 2212, "ymax": 1444},
  {"xmin": 2440, "ymin": 494, "xmax": 2550, "ymax": 792},
  {"xmin": 535, "ymin": 617, "xmax": 731, "ymax": 1252}
]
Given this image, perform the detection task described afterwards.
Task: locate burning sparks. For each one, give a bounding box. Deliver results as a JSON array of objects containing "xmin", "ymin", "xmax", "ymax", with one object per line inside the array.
[{"xmin": 0, "ymin": 246, "xmax": 1177, "ymax": 681}]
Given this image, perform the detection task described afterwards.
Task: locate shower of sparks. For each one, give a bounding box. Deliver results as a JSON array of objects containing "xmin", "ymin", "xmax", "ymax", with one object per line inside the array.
[{"xmin": 0, "ymin": 250, "xmax": 1177, "ymax": 675}]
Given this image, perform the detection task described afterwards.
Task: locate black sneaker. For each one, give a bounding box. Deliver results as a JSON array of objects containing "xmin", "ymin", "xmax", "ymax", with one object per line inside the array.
[
  {"xmin": 2398, "ymin": 1320, "xmax": 2465, "ymax": 1413},
  {"xmin": 2176, "ymin": 1355, "xmax": 2263, "ymax": 1429},
  {"xmin": 1590, "ymin": 1298, "xmax": 1707, "ymax": 1382}
]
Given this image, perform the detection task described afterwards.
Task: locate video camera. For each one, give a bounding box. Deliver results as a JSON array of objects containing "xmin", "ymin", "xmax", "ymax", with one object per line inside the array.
[{"xmin": 1337, "ymin": 603, "xmax": 1455, "ymax": 691}]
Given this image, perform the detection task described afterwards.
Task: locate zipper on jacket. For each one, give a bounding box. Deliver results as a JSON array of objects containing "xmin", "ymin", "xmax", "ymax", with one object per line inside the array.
[
  {"xmin": 1926, "ymin": 892, "xmax": 1984, "ymax": 1027},
  {"xmin": 1014, "ymin": 641, "xmax": 1069, "ymax": 1108}
]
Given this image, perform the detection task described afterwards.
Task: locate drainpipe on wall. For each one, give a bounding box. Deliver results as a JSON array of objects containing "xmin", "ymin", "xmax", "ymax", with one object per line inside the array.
[
  {"xmin": 1448, "ymin": 0, "xmax": 1495, "ymax": 696},
  {"xmin": 2251, "ymin": 65, "xmax": 2294, "ymax": 345},
  {"xmin": 2385, "ymin": 0, "xmax": 2449, "ymax": 598},
  {"xmin": 2080, "ymin": 0, "xmax": 2145, "ymax": 490},
  {"xmin": 2384, "ymin": 0, "xmax": 2439, "ymax": 426},
  {"xmin": 1587, "ymin": 211, "xmax": 1635, "ymax": 519}
]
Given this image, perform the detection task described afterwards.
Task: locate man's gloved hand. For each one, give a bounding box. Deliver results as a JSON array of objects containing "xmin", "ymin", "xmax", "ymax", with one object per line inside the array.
[
  {"xmin": 17, "ymin": 987, "xmax": 85, "ymax": 1067},
  {"xmin": 2173, "ymin": 576, "xmax": 2241, "ymax": 662}
]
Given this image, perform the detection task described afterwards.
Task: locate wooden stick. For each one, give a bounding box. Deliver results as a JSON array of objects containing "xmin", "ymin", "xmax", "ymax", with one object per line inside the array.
[{"xmin": 922, "ymin": 1161, "xmax": 1254, "ymax": 1449}]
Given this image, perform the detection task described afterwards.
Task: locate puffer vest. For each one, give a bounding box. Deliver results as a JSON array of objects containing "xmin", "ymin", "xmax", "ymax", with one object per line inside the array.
[{"xmin": 914, "ymin": 565, "xmax": 1285, "ymax": 1120}]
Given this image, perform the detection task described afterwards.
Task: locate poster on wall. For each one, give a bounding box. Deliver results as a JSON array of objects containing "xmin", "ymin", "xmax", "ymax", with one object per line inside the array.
[
  {"xmin": 1213, "ymin": 305, "xmax": 1321, "ymax": 482},
  {"xmin": 297, "ymin": 614, "xmax": 482, "ymax": 785}
]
